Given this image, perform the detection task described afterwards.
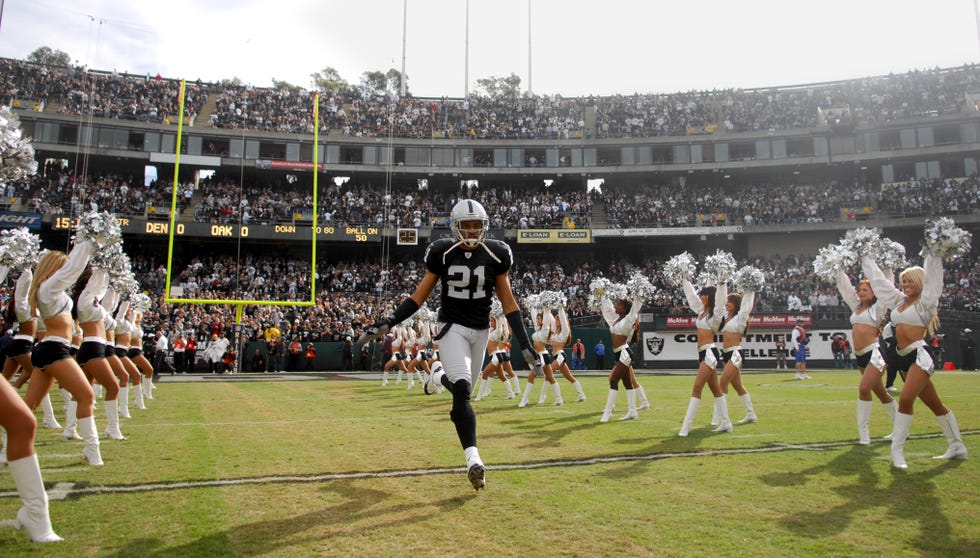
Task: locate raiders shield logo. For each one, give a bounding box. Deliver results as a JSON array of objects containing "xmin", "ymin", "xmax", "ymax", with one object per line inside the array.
[
  {"xmin": 646, "ymin": 335, "xmax": 665, "ymax": 356},
  {"xmin": 465, "ymin": 252, "xmax": 472, "ymax": 259}
]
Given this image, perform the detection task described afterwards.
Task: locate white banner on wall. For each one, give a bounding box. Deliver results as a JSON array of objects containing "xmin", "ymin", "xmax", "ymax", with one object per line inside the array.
[{"xmin": 642, "ymin": 329, "xmax": 854, "ymax": 361}]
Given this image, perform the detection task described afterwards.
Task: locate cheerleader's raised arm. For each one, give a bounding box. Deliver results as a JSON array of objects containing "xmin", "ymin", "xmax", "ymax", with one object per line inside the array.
[
  {"xmin": 863, "ymin": 256, "xmax": 903, "ymax": 309},
  {"xmin": 835, "ymin": 269, "xmax": 860, "ymax": 312}
]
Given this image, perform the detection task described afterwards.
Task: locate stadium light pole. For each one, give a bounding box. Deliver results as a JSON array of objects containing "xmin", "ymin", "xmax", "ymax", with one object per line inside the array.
[
  {"xmin": 401, "ymin": 0, "xmax": 408, "ymax": 98},
  {"xmin": 975, "ymin": 0, "xmax": 980, "ymax": 52},
  {"xmin": 527, "ymin": 0, "xmax": 532, "ymax": 95},
  {"xmin": 465, "ymin": 0, "xmax": 470, "ymax": 98}
]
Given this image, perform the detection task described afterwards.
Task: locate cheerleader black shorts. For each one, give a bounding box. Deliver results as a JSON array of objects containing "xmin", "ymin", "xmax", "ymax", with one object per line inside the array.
[
  {"xmin": 114, "ymin": 346, "xmax": 128, "ymax": 359},
  {"xmin": 31, "ymin": 340, "xmax": 72, "ymax": 369},
  {"xmin": 77, "ymin": 341, "xmax": 107, "ymax": 367},
  {"xmin": 127, "ymin": 347, "xmax": 142, "ymax": 359},
  {"xmin": 6, "ymin": 338, "xmax": 33, "ymax": 359}
]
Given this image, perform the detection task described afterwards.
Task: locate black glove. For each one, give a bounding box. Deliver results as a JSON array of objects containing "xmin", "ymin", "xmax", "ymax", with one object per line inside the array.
[
  {"xmin": 357, "ymin": 322, "xmax": 389, "ymax": 344},
  {"xmin": 522, "ymin": 348, "xmax": 544, "ymax": 375}
]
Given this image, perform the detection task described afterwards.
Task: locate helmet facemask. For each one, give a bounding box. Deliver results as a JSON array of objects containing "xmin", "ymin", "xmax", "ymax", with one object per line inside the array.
[{"xmin": 450, "ymin": 199, "xmax": 489, "ymax": 247}]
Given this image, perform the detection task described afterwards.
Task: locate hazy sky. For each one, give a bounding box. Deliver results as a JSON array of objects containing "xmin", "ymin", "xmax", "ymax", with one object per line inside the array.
[{"xmin": 1, "ymin": 0, "xmax": 978, "ymax": 97}]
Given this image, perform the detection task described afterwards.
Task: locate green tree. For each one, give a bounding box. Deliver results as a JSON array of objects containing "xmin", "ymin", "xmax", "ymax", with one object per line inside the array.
[
  {"xmin": 360, "ymin": 71, "xmax": 387, "ymax": 93},
  {"xmin": 220, "ymin": 77, "xmax": 243, "ymax": 87},
  {"xmin": 386, "ymin": 69, "xmax": 408, "ymax": 96},
  {"xmin": 272, "ymin": 78, "xmax": 301, "ymax": 91},
  {"xmin": 26, "ymin": 46, "xmax": 71, "ymax": 67},
  {"xmin": 475, "ymin": 74, "xmax": 523, "ymax": 98},
  {"xmin": 310, "ymin": 67, "xmax": 349, "ymax": 92}
]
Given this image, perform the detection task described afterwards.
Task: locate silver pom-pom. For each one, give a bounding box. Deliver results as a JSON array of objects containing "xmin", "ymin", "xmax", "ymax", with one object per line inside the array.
[
  {"xmin": 703, "ymin": 250, "xmax": 737, "ymax": 283},
  {"xmin": 875, "ymin": 238, "xmax": 909, "ymax": 272},
  {"xmin": 626, "ymin": 273, "xmax": 656, "ymax": 301},
  {"xmin": 524, "ymin": 293, "xmax": 542, "ymax": 312},
  {"xmin": 733, "ymin": 265, "xmax": 766, "ymax": 293},
  {"xmin": 0, "ymin": 227, "xmax": 41, "ymax": 271},
  {"xmin": 841, "ymin": 227, "xmax": 882, "ymax": 258},
  {"xmin": 663, "ymin": 252, "xmax": 697, "ymax": 288},
  {"xmin": 606, "ymin": 283, "xmax": 628, "ymax": 302},
  {"xmin": 922, "ymin": 217, "xmax": 972, "ymax": 261},
  {"xmin": 537, "ymin": 290, "xmax": 567, "ymax": 310},
  {"xmin": 589, "ymin": 278, "xmax": 612, "ymax": 301},
  {"xmin": 90, "ymin": 242, "xmax": 127, "ymax": 271},
  {"xmin": 812, "ymin": 244, "xmax": 851, "ymax": 283},
  {"xmin": 74, "ymin": 211, "xmax": 123, "ymax": 250},
  {"xmin": 130, "ymin": 293, "xmax": 152, "ymax": 314},
  {"xmin": 489, "ymin": 299, "xmax": 504, "ymax": 320},
  {"xmin": 694, "ymin": 272, "xmax": 715, "ymax": 289},
  {"xmin": 108, "ymin": 253, "xmax": 137, "ymax": 295},
  {"xmin": 0, "ymin": 106, "xmax": 39, "ymax": 184}
]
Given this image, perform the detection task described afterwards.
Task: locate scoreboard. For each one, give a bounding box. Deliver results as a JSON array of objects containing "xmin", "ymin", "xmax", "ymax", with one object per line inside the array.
[{"xmin": 54, "ymin": 216, "xmax": 381, "ymax": 242}]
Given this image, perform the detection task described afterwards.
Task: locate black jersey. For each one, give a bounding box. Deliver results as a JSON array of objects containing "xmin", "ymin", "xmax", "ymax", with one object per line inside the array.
[{"xmin": 424, "ymin": 238, "xmax": 513, "ymax": 330}]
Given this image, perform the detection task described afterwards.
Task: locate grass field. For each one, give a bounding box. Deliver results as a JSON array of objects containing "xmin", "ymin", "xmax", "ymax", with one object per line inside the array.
[{"xmin": 0, "ymin": 368, "xmax": 977, "ymax": 557}]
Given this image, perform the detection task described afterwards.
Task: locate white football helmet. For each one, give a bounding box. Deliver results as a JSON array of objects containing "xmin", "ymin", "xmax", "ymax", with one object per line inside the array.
[{"xmin": 450, "ymin": 199, "xmax": 489, "ymax": 247}]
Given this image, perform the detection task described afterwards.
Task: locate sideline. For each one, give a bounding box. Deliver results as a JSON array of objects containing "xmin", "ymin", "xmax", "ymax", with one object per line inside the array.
[{"xmin": 1, "ymin": 432, "xmax": 973, "ymax": 501}]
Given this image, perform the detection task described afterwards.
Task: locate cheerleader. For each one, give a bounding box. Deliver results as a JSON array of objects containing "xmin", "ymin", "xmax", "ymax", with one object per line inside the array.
[
  {"xmin": 598, "ymin": 292, "xmax": 644, "ymax": 422},
  {"xmin": 72, "ymin": 267, "xmax": 125, "ymax": 440},
  {"xmin": 835, "ymin": 267, "xmax": 897, "ymax": 444},
  {"xmin": 382, "ymin": 323, "xmax": 409, "ymax": 386},
  {"xmin": 1, "ymin": 268, "xmax": 61, "ymax": 429},
  {"xmin": 864, "ymin": 253, "xmax": 967, "ymax": 468},
  {"xmin": 475, "ymin": 315, "xmax": 516, "ymax": 401},
  {"xmin": 0, "ymin": 366, "xmax": 62, "ymax": 541},
  {"xmin": 22, "ymin": 241, "xmax": 104, "ymax": 465},
  {"xmin": 677, "ymin": 279, "xmax": 728, "ymax": 436},
  {"xmin": 114, "ymin": 299, "xmax": 145, "ymax": 410},
  {"xmin": 716, "ymin": 289, "xmax": 758, "ymax": 431},
  {"xmin": 128, "ymin": 310, "xmax": 155, "ymax": 400},
  {"xmin": 101, "ymin": 287, "xmax": 131, "ymax": 419},
  {"xmin": 548, "ymin": 306, "xmax": 587, "ymax": 402},
  {"xmin": 518, "ymin": 308, "xmax": 561, "ymax": 407},
  {"xmin": 401, "ymin": 320, "xmax": 426, "ymax": 389},
  {"xmin": 58, "ymin": 320, "xmax": 86, "ymax": 441}
]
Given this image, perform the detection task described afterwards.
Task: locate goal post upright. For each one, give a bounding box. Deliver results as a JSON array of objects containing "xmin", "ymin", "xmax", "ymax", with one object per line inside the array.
[{"xmin": 162, "ymin": 80, "xmax": 320, "ymax": 320}]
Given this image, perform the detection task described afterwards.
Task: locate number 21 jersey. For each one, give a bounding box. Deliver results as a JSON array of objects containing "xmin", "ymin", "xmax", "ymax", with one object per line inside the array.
[{"xmin": 424, "ymin": 237, "xmax": 513, "ymax": 330}]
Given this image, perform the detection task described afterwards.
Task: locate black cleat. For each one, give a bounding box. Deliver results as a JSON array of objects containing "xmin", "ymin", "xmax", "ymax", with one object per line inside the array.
[{"xmin": 467, "ymin": 464, "xmax": 486, "ymax": 491}]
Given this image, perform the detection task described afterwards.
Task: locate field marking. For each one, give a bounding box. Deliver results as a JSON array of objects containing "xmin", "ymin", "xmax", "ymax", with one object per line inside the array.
[{"xmin": 0, "ymin": 431, "xmax": 974, "ymax": 501}]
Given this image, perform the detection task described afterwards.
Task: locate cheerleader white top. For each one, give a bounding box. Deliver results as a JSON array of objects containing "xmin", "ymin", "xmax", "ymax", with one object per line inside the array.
[
  {"xmin": 14, "ymin": 269, "xmax": 36, "ymax": 324},
  {"xmin": 114, "ymin": 299, "xmax": 132, "ymax": 337},
  {"xmin": 417, "ymin": 322, "xmax": 432, "ymax": 346},
  {"xmin": 37, "ymin": 241, "xmax": 93, "ymax": 320},
  {"xmin": 683, "ymin": 279, "xmax": 726, "ymax": 333},
  {"xmin": 402, "ymin": 324, "xmax": 417, "ymax": 347},
  {"xmin": 721, "ymin": 291, "xmax": 755, "ymax": 334},
  {"xmin": 489, "ymin": 318, "xmax": 509, "ymax": 344},
  {"xmin": 601, "ymin": 297, "xmax": 644, "ymax": 337},
  {"xmin": 390, "ymin": 326, "xmax": 404, "ymax": 349},
  {"xmin": 131, "ymin": 324, "xmax": 144, "ymax": 345},
  {"xmin": 864, "ymin": 254, "xmax": 942, "ymax": 329},
  {"xmin": 102, "ymin": 288, "xmax": 119, "ymax": 332},
  {"xmin": 549, "ymin": 308, "xmax": 571, "ymax": 345},
  {"xmin": 531, "ymin": 307, "xmax": 554, "ymax": 345},
  {"xmin": 77, "ymin": 268, "xmax": 108, "ymax": 325},
  {"xmin": 836, "ymin": 267, "xmax": 885, "ymax": 329}
]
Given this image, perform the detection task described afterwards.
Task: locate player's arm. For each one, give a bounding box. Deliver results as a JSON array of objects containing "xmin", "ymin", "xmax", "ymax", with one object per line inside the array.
[
  {"xmin": 495, "ymin": 272, "xmax": 543, "ymax": 371},
  {"xmin": 358, "ymin": 271, "xmax": 438, "ymax": 343}
]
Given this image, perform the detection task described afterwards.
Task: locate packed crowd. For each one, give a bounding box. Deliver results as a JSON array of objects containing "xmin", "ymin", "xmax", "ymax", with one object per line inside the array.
[
  {"xmin": 51, "ymin": 246, "xmax": 974, "ymax": 349},
  {"xmin": 599, "ymin": 175, "xmax": 980, "ymax": 228},
  {"xmin": 192, "ymin": 180, "xmax": 590, "ymax": 229},
  {"xmin": 0, "ymin": 59, "xmax": 203, "ymax": 124},
  {"xmin": 9, "ymin": 165, "xmax": 977, "ymax": 232},
  {"xmin": 4, "ymin": 56, "xmax": 976, "ymax": 139},
  {"xmin": 8, "ymin": 170, "xmax": 189, "ymax": 217}
]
